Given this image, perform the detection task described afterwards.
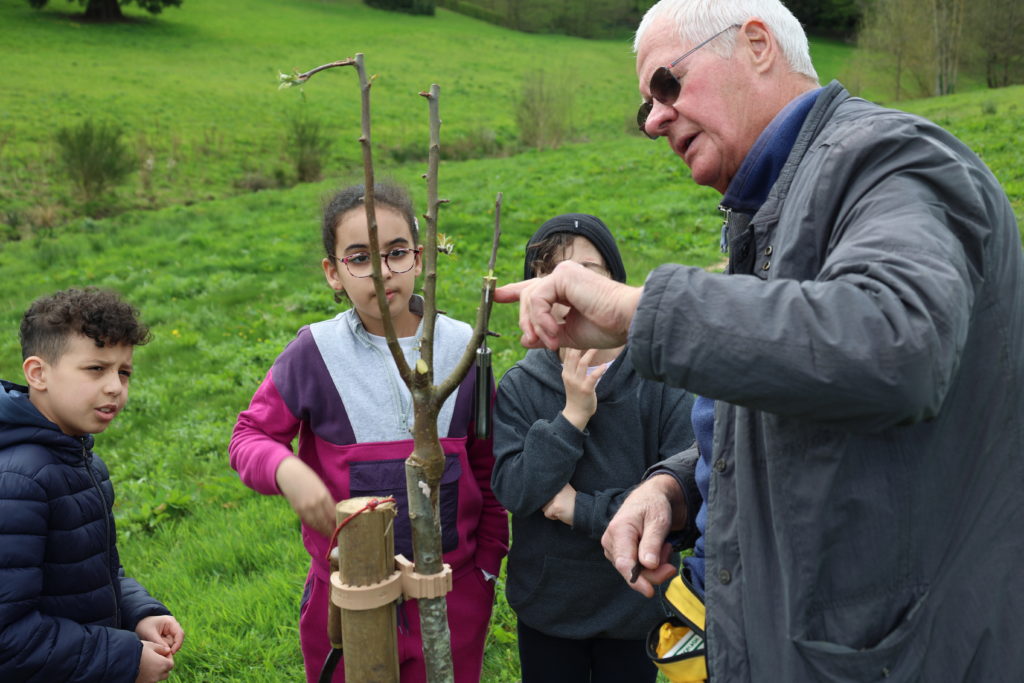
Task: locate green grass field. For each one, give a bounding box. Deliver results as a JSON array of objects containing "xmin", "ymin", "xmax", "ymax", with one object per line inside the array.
[{"xmin": 0, "ymin": 0, "xmax": 1022, "ymax": 680}]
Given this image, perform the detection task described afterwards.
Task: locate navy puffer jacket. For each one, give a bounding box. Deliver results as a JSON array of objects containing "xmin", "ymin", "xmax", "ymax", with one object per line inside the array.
[{"xmin": 0, "ymin": 379, "xmax": 170, "ymax": 682}]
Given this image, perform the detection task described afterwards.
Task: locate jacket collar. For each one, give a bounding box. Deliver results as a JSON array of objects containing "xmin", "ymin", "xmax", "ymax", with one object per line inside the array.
[
  {"xmin": 718, "ymin": 81, "xmax": 849, "ymax": 254},
  {"xmin": 0, "ymin": 379, "xmax": 93, "ymax": 460},
  {"xmin": 722, "ymin": 86, "xmax": 823, "ymax": 215}
]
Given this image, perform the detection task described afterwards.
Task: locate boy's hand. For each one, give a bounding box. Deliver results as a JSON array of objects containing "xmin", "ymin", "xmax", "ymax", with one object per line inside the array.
[
  {"xmin": 276, "ymin": 456, "xmax": 337, "ymax": 538},
  {"xmin": 542, "ymin": 483, "xmax": 577, "ymax": 526},
  {"xmin": 136, "ymin": 640, "xmax": 174, "ymax": 683},
  {"xmin": 561, "ymin": 348, "xmax": 608, "ymax": 430},
  {"xmin": 136, "ymin": 615, "xmax": 185, "ymax": 654}
]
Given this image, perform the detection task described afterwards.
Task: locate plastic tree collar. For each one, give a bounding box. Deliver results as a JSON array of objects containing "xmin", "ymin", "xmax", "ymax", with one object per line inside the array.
[{"xmin": 330, "ymin": 554, "xmax": 453, "ymax": 611}]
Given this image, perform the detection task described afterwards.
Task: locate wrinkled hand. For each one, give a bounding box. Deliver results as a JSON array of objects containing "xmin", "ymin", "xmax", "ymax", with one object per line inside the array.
[
  {"xmin": 601, "ymin": 474, "xmax": 685, "ymax": 598},
  {"xmin": 135, "ymin": 615, "xmax": 184, "ymax": 655},
  {"xmin": 561, "ymin": 348, "xmax": 608, "ymax": 430},
  {"xmin": 135, "ymin": 640, "xmax": 174, "ymax": 683},
  {"xmin": 542, "ymin": 483, "xmax": 577, "ymax": 526},
  {"xmin": 494, "ymin": 261, "xmax": 642, "ymax": 351},
  {"xmin": 276, "ymin": 457, "xmax": 337, "ymax": 538}
]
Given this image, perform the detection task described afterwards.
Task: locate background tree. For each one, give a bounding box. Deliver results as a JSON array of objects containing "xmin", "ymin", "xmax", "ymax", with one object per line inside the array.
[
  {"xmin": 27, "ymin": 0, "xmax": 181, "ymax": 21},
  {"xmin": 855, "ymin": 0, "xmax": 935, "ymax": 100},
  {"xmin": 784, "ymin": 0, "xmax": 862, "ymax": 39},
  {"xmin": 931, "ymin": 0, "xmax": 966, "ymax": 94},
  {"xmin": 436, "ymin": 0, "xmax": 864, "ymax": 39},
  {"xmin": 962, "ymin": 0, "xmax": 1024, "ymax": 88}
]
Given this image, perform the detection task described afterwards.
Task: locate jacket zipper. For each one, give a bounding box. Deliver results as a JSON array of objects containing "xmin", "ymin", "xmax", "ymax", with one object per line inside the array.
[{"xmin": 83, "ymin": 440, "xmax": 120, "ymax": 627}]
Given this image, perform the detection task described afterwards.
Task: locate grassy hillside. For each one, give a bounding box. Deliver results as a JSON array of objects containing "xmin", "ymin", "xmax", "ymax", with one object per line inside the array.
[
  {"xmin": 0, "ymin": 0, "xmax": 643, "ymax": 221},
  {"xmin": 0, "ymin": 0, "xmax": 870, "ymax": 226},
  {"xmin": 0, "ymin": 0, "xmax": 1022, "ymax": 680}
]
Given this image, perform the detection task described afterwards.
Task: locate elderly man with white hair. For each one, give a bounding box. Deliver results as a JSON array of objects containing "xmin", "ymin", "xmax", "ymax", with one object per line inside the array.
[{"xmin": 496, "ymin": 1, "xmax": 1024, "ymax": 681}]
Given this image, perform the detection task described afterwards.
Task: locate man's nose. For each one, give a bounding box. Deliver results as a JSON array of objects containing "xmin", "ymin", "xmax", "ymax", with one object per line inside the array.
[{"xmin": 645, "ymin": 99, "xmax": 677, "ymax": 138}]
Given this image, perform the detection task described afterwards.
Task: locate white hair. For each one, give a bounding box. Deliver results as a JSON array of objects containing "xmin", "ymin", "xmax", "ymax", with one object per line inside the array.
[{"xmin": 634, "ymin": 0, "xmax": 818, "ymax": 82}]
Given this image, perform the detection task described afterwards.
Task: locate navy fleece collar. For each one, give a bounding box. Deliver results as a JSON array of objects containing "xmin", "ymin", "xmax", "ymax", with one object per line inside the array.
[{"xmin": 722, "ymin": 87, "xmax": 823, "ymax": 213}]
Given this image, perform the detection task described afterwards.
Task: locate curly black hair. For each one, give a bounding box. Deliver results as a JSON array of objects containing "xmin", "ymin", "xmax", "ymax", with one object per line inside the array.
[{"xmin": 20, "ymin": 288, "xmax": 151, "ymax": 361}]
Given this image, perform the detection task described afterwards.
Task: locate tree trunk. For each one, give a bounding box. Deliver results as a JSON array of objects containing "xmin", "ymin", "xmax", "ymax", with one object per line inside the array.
[
  {"xmin": 85, "ymin": 0, "xmax": 123, "ymax": 20},
  {"xmin": 405, "ymin": 398, "xmax": 454, "ymax": 683},
  {"xmin": 932, "ymin": 0, "xmax": 965, "ymax": 95}
]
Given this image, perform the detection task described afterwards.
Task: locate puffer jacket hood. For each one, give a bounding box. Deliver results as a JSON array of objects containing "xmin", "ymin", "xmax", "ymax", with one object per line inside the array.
[{"xmin": 0, "ymin": 378, "xmax": 94, "ymax": 456}]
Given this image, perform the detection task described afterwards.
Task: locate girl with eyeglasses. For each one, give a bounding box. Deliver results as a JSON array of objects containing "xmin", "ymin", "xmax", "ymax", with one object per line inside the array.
[{"xmin": 229, "ymin": 182, "xmax": 508, "ymax": 683}]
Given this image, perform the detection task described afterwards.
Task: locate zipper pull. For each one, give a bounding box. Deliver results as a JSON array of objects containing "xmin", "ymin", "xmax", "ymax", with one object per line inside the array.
[{"xmin": 718, "ymin": 204, "xmax": 732, "ymax": 254}]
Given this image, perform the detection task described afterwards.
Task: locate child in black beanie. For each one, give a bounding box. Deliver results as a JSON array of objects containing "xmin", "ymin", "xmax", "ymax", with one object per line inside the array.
[{"xmin": 492, "ymin": 214, "xmax": 695, "ymax": 683}]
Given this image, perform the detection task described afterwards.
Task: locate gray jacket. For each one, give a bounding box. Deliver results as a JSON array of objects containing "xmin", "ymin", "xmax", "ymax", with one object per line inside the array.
[{"xmin": 631, "ymin": 82, "xmax": 1024, "ymax": 682}]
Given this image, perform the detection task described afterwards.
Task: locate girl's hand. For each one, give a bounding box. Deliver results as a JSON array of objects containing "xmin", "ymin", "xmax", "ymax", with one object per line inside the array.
[
  {"xmin": 135, "ymin": 640, "xmax": 174, "ymax": 683},
  {"xmin": 135, "ymin": 615, "xmax": 185, "ymax": 655},
  {"xmin": 275, "ymin": 457, "xmax": 337, "ymax": 538},
  {"xmin": 561, "ymin": 348, "xmax": 608, "ymax": 430},
  {"xmin": 542, "ymin": 483, "xmax": 577, "ymax": 526}
]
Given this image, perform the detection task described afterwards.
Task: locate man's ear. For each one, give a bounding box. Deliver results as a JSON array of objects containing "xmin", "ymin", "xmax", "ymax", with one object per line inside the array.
[
  {"xmin": 741, "ymin": 19, "xmax": 774, "ymax": 73},
  {"xmin": 22, "ymin": 356, "xmax": 48, "ymax": 391}
]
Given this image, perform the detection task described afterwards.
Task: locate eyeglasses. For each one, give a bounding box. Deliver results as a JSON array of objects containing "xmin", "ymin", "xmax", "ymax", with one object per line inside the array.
[
  {"xmin": 637, "ymin": 24, "xmax": 741, "ymax": 139},
  {"xmin": 334, "ymin": 246, "xmax": 422, "ymax": 278}
]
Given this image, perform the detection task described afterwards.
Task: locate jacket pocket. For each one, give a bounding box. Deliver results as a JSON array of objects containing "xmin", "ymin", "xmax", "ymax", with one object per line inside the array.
[
  {"xmin": 507, "ymin": 555, "xmax": 625, "ymax": 638},
  {"xmin": 793, "ymin": 588, "xmax": 929, "ymax": 683},
  {"xmin": 349, "ymin": 453, "xmax": 462, "ymax": 561}
]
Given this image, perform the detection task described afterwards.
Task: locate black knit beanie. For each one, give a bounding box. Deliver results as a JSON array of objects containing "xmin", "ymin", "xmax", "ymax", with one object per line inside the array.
[{"xmin": 523, "ymin": 213, "xmax": 627, "ymax": 283}]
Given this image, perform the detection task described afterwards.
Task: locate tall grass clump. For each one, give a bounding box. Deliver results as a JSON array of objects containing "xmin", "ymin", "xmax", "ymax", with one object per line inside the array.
[
  {"xmin": 284, "ymin": 110, "xmax": 331, "ymax": 183},
  {"xmin": 515, "ymin": 70, "xmax": 576, "ymax": 149},
  {"xmin": 54, "ymin": 118, "xmax": 135, "ymax": 206}
]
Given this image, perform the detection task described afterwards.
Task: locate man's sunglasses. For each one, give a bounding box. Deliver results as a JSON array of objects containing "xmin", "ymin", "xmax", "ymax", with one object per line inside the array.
[{"xmin": 637, "ymin": 24, "xmax": 741, "ymax": 139}]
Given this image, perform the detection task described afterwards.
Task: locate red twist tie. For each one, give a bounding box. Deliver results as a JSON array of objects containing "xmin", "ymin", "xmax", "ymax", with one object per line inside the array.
[{"xmin": 325, "ymin": 497, "xmax": 397, "ymax": 561}]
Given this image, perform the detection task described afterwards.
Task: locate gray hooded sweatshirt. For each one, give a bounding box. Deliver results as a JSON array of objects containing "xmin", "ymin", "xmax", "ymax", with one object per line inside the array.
[{"xmin": 493, "ymin": 347, "xmax": 694, "ymax": 639}]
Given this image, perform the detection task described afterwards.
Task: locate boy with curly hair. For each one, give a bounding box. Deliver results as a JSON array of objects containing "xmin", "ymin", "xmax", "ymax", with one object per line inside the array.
[{"xmin": 0, "ymin": 288, "xmax": 184, "ymax": 682}]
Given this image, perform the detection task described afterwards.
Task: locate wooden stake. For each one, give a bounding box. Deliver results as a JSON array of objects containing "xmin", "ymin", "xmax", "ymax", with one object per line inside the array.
[{"xmin": 336, "ymin": 497, "xmax": 400, "ymax": 682}]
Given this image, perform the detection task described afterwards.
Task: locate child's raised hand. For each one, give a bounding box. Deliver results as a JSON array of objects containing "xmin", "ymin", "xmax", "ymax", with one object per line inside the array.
[
  {"xmin": 135, "ymin": 615, "xmax": 185, "ymax": 655},
  {"xmin": 276, "ymin": 456, "xmax": 337, "ymax": 538},
  {"xmin": 561, "ymin": 348, "xmax": 608, "ymax": 430},
  {"xmin": 135, "ymin": 640, "xmax": 174, "ymax": 683}
]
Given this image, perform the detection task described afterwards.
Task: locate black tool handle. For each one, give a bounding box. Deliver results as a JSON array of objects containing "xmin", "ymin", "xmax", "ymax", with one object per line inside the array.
[{"xmin": 474, "ymin": 345, "xmax": 493, "ymax": 440}]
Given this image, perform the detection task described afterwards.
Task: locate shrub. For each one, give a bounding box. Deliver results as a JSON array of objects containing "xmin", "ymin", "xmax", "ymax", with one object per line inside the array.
[
  {"xmin": 364, "ymin": 0, "xmax": 435, "ymax": 16},
  {"xmin": 54, "ymin": 118, "xmax": 135, "ymax": 203},
  {"xmin": 285, "ymin": 111, "xmax": 331, "ymax": 183},
  {"xmin": 515, "ymin": 70, "xmax": 575, "ymax": 150}
]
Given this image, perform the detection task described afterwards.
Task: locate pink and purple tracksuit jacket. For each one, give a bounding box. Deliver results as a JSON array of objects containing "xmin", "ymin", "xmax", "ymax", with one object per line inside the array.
[{"xmin": 229, "ymin": 309, "xmax": 508, "ymax": 681}]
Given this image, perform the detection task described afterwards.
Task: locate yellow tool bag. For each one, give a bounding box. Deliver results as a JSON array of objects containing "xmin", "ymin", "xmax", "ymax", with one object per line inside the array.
[{"xmin": 646, "ymin": 573, "xmax": 708, "ymax": 683}]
